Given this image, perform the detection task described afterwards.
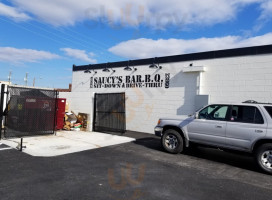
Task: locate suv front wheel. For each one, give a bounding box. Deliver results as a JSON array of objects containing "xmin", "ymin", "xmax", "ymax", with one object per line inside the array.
[
  {"xmin": 162, "ymin": 129, "xmax": 184, "ymax": 154},
  {"xmin": 255, "ymin": 143, "xmax": 272, "ymax": 174}
]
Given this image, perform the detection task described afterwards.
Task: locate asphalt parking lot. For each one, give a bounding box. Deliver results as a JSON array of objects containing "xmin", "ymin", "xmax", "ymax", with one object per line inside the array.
[{"xmin": 0, "ymin": 131, "xmax": 272, "ymax": 200}]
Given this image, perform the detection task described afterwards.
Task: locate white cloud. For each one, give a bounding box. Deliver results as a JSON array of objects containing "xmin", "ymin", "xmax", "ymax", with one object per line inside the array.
[
  {"xmin": 108, "ymin": 33, "xmax": 272, "ymax": 59},
  {"xmin": 0, "ymin": 2, "xmax": 30, "ymax": 21},
  {"xmin": 61, "ymin": 48, "xmax": 97, "ymax": 63},
  {"xmin": 259, "ymin": 0, "xmax": 272, "ymax": 19},
  {"xmin": 0, "ymin": 47, "xmax": 60, "ymax": 63},
  {"xmin": 8, "ymin": 0, "xmax": 264, "ymax": 28},
  {"xmin": 89, "ymin": 52, "xmax": 96, "ymax": 57}
]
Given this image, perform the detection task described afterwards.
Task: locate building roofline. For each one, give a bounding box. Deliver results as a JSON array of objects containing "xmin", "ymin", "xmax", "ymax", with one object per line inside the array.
[{"xmin": 73, "ymin": 44, "xmax": 272, "ymax": 71}]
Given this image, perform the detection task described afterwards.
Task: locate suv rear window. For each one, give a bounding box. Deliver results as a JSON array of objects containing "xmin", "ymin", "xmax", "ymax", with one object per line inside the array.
[
  {"xmin": 231, "ymin": 106, "xmax": 264, "ymax": 124},
  {"xmin": 264, "ymin": 106, "xmax": 272, "ymax": 118}
]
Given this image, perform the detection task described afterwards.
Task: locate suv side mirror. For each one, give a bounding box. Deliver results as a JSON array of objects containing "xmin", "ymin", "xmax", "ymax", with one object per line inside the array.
[{"xmin": 195, "ymin": 112, "xmax": 199, "ymax": 119}]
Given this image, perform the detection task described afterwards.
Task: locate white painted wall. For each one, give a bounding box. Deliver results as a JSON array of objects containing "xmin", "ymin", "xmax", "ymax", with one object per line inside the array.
[
  {"xmin": 65, "ymin": 53, "xmax": 272, "ymax": 134},
  {"xmin": 70, "ymin": 62, "xmax": 199, "ymax": 133},
  {"xmin": 199, "ymin": 54, "xmax": 272, "ymax": 103}
]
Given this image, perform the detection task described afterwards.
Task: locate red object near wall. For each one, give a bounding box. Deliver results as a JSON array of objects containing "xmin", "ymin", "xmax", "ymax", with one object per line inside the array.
[{"xmin": 56, "ymin": 98, "xmax": 66, "ymax": 130}]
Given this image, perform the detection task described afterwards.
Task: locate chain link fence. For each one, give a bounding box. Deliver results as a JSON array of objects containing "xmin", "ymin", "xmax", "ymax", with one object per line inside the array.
[{"xmin": 3, "ymin": 86, "xmax": 58, "ymax": 138}]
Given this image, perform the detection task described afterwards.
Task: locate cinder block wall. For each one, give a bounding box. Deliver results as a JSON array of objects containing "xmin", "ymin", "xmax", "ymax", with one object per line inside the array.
[
  {"xmin": 199, "ymin": 54, "xmax": 272, "ymax": 103},
  {"xmin": 71, "ymin": 62, "xmax": 199, "ymax": 134},
  {"xmin": 65, "ymin": 53, "xmax": 272, "ymax": 134}
]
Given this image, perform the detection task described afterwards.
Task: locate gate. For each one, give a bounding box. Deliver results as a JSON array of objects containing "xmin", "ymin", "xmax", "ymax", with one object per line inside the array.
[
  {"xmin": 1, "ymin": 85, "xmax": 58, "ymax": 138},
  {"xmin": 93, "ymin": 93, "xmax": 126, "ymax": 133}
]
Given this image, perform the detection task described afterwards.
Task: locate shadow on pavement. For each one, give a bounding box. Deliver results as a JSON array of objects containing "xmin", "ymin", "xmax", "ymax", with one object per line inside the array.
[{"xmin": 133, "ymin": 136, "xmax": 261, "ymax": 174}]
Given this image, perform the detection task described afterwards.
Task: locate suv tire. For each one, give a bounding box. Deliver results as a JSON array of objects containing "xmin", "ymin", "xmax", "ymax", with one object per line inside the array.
[
  {"xmin": 255, "ymin": 143, "xmax": 272, "ymax": 174},
  {"xmin": 162, "ymin": 129, "xmax": 183, "ymax": 154}
]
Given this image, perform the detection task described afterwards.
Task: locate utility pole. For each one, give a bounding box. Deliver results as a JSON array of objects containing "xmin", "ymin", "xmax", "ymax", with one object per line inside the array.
[
  {"xmin": 33, "ymin": 77, "xmax": 36, "ymax": 87},
  {"xmin": 24, "ymin": 72, "xmax": 28, "ymax": 86},
  {"xmin": 8, "ymin": 71, "xmax": 12, "ymax": 85}
]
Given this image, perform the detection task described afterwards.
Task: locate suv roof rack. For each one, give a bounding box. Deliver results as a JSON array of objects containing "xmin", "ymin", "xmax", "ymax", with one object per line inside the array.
[
  {"xmin": 242, "ymin": 100, "xmax": 272, "ymax": 105},
  {"xmin": 243, "ymin": 100, "xmax": 258, "ymax": 103}
]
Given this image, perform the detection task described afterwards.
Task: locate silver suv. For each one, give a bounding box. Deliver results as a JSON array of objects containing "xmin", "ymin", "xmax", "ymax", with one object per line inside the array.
[{"xmin": 154, "ymin": 102, "xmax": 272, "ymax": 174}]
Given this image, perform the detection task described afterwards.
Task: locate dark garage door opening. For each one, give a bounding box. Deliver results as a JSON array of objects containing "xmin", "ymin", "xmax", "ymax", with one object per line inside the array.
[{"xmin": 93, "ymin": 93, "xmax": 126, "ymax": 133}]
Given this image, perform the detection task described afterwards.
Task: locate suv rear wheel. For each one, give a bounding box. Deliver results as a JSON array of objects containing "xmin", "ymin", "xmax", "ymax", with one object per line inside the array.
[
  {"xmin": 255, "ymin": 143, "xmax": 272, "ymax": 174},
  {"xmin": 162, "ymin": 129, "xmax": 183, "ymax": 154}
]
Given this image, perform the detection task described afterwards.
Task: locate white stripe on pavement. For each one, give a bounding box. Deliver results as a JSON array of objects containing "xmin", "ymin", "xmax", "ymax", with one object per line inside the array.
[{"xmin": 0, "ymin": 147, "xmax": 13, "ymax": 151}]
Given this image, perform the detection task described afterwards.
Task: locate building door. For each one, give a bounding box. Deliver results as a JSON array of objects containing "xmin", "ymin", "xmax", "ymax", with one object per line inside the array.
[{"xmin": 93, "ymin": 93, "xmax": 126, "ymax": 133}]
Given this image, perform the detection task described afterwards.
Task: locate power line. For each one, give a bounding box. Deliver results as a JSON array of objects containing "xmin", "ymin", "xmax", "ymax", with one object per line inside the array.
[
  {"xmin": 36, "ymin": 22, "xmax": 121, "ymax": 61},
  {"xmin": 23, "ymin": 21, "xmax": 105, "ymax": 52},
  {"xmin": 62, "ymin": 26, "xmax": 110, "ymax": 49},
  {"xmin": 0, "ymin": 18, "xmax": 70, "ymax": 47},
  {"xmin": 0, "ymin": 18, "xmax": 119, "ymax": 61}
]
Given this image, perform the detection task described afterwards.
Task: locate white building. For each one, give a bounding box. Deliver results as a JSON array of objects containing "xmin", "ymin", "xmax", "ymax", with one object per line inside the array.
[{"xmin": 62, "ymin": 44, "xmax": 272, "ymax": 134}]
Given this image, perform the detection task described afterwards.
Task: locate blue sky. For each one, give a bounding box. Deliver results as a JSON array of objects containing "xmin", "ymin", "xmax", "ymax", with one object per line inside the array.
[{"xmin": 0, "ymin": 0, "xmax": 272, "ymax": 88}]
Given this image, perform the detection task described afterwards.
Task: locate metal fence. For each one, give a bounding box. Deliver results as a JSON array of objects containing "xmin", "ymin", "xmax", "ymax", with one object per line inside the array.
[{"xmin": 2, "ymin": 85, "xmax": 58, "ymax": 138}]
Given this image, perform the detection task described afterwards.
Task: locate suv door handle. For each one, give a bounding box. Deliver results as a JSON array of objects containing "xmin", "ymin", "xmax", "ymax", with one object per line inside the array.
[
  {"xmin": 255, "ymin": 130, "xmax": 263, "ymax": 133},
  {"xmin": 215, "ymin": 125, "xmax": 223, "ymax": 128}
]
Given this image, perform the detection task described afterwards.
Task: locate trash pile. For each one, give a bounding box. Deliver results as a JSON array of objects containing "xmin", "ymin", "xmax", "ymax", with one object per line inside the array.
[{"xmin": 63, "ymin": 112, "xmax": 88, "ymax": 131}]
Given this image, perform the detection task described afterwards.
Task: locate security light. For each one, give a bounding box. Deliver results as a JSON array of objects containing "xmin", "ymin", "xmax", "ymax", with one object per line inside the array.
[
  {"xmin": 84, "ymin": 69, "xmax": 92, "ymax": 73},
  {"xmin": 149, "ymin": 63, "xmax": 158, "ymax": 69},
  {"xmin": 84, "ymin": 69, "xmax": 97, "ymax": 73},
  {"xmin": 124, "ymin": 60, "xmax": 132, "ymax": 71},
  {"xmin": 149, "ymin": 57, "xmax": 162, "ymax": 69},
  {"xmin": 124, "ymin": 60, "xmax": 137, "ymax": 71},
  {"xmin": 103, "ymin": 63, "xmax": 110, "ymax": 72},
  {"xmin": 102, "ymin": 68, "xmax": 110, "ymax": 72},
  {"xmin": 124, "ymin": 66, "xmax": 132, "ymax": 71},
  {"xmin": 84, "ymin": 64, "xmax": 97, "ymax": 73},
  {"xmin": 103, "ymin": 63, "xmax": 115, "ymax": 73}
]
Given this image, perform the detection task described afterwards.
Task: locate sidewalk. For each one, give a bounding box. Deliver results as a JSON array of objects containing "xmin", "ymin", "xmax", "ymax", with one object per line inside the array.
[{"xmin": 0, "ymin": 131, "xmax": 135, "ymax": 157}]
